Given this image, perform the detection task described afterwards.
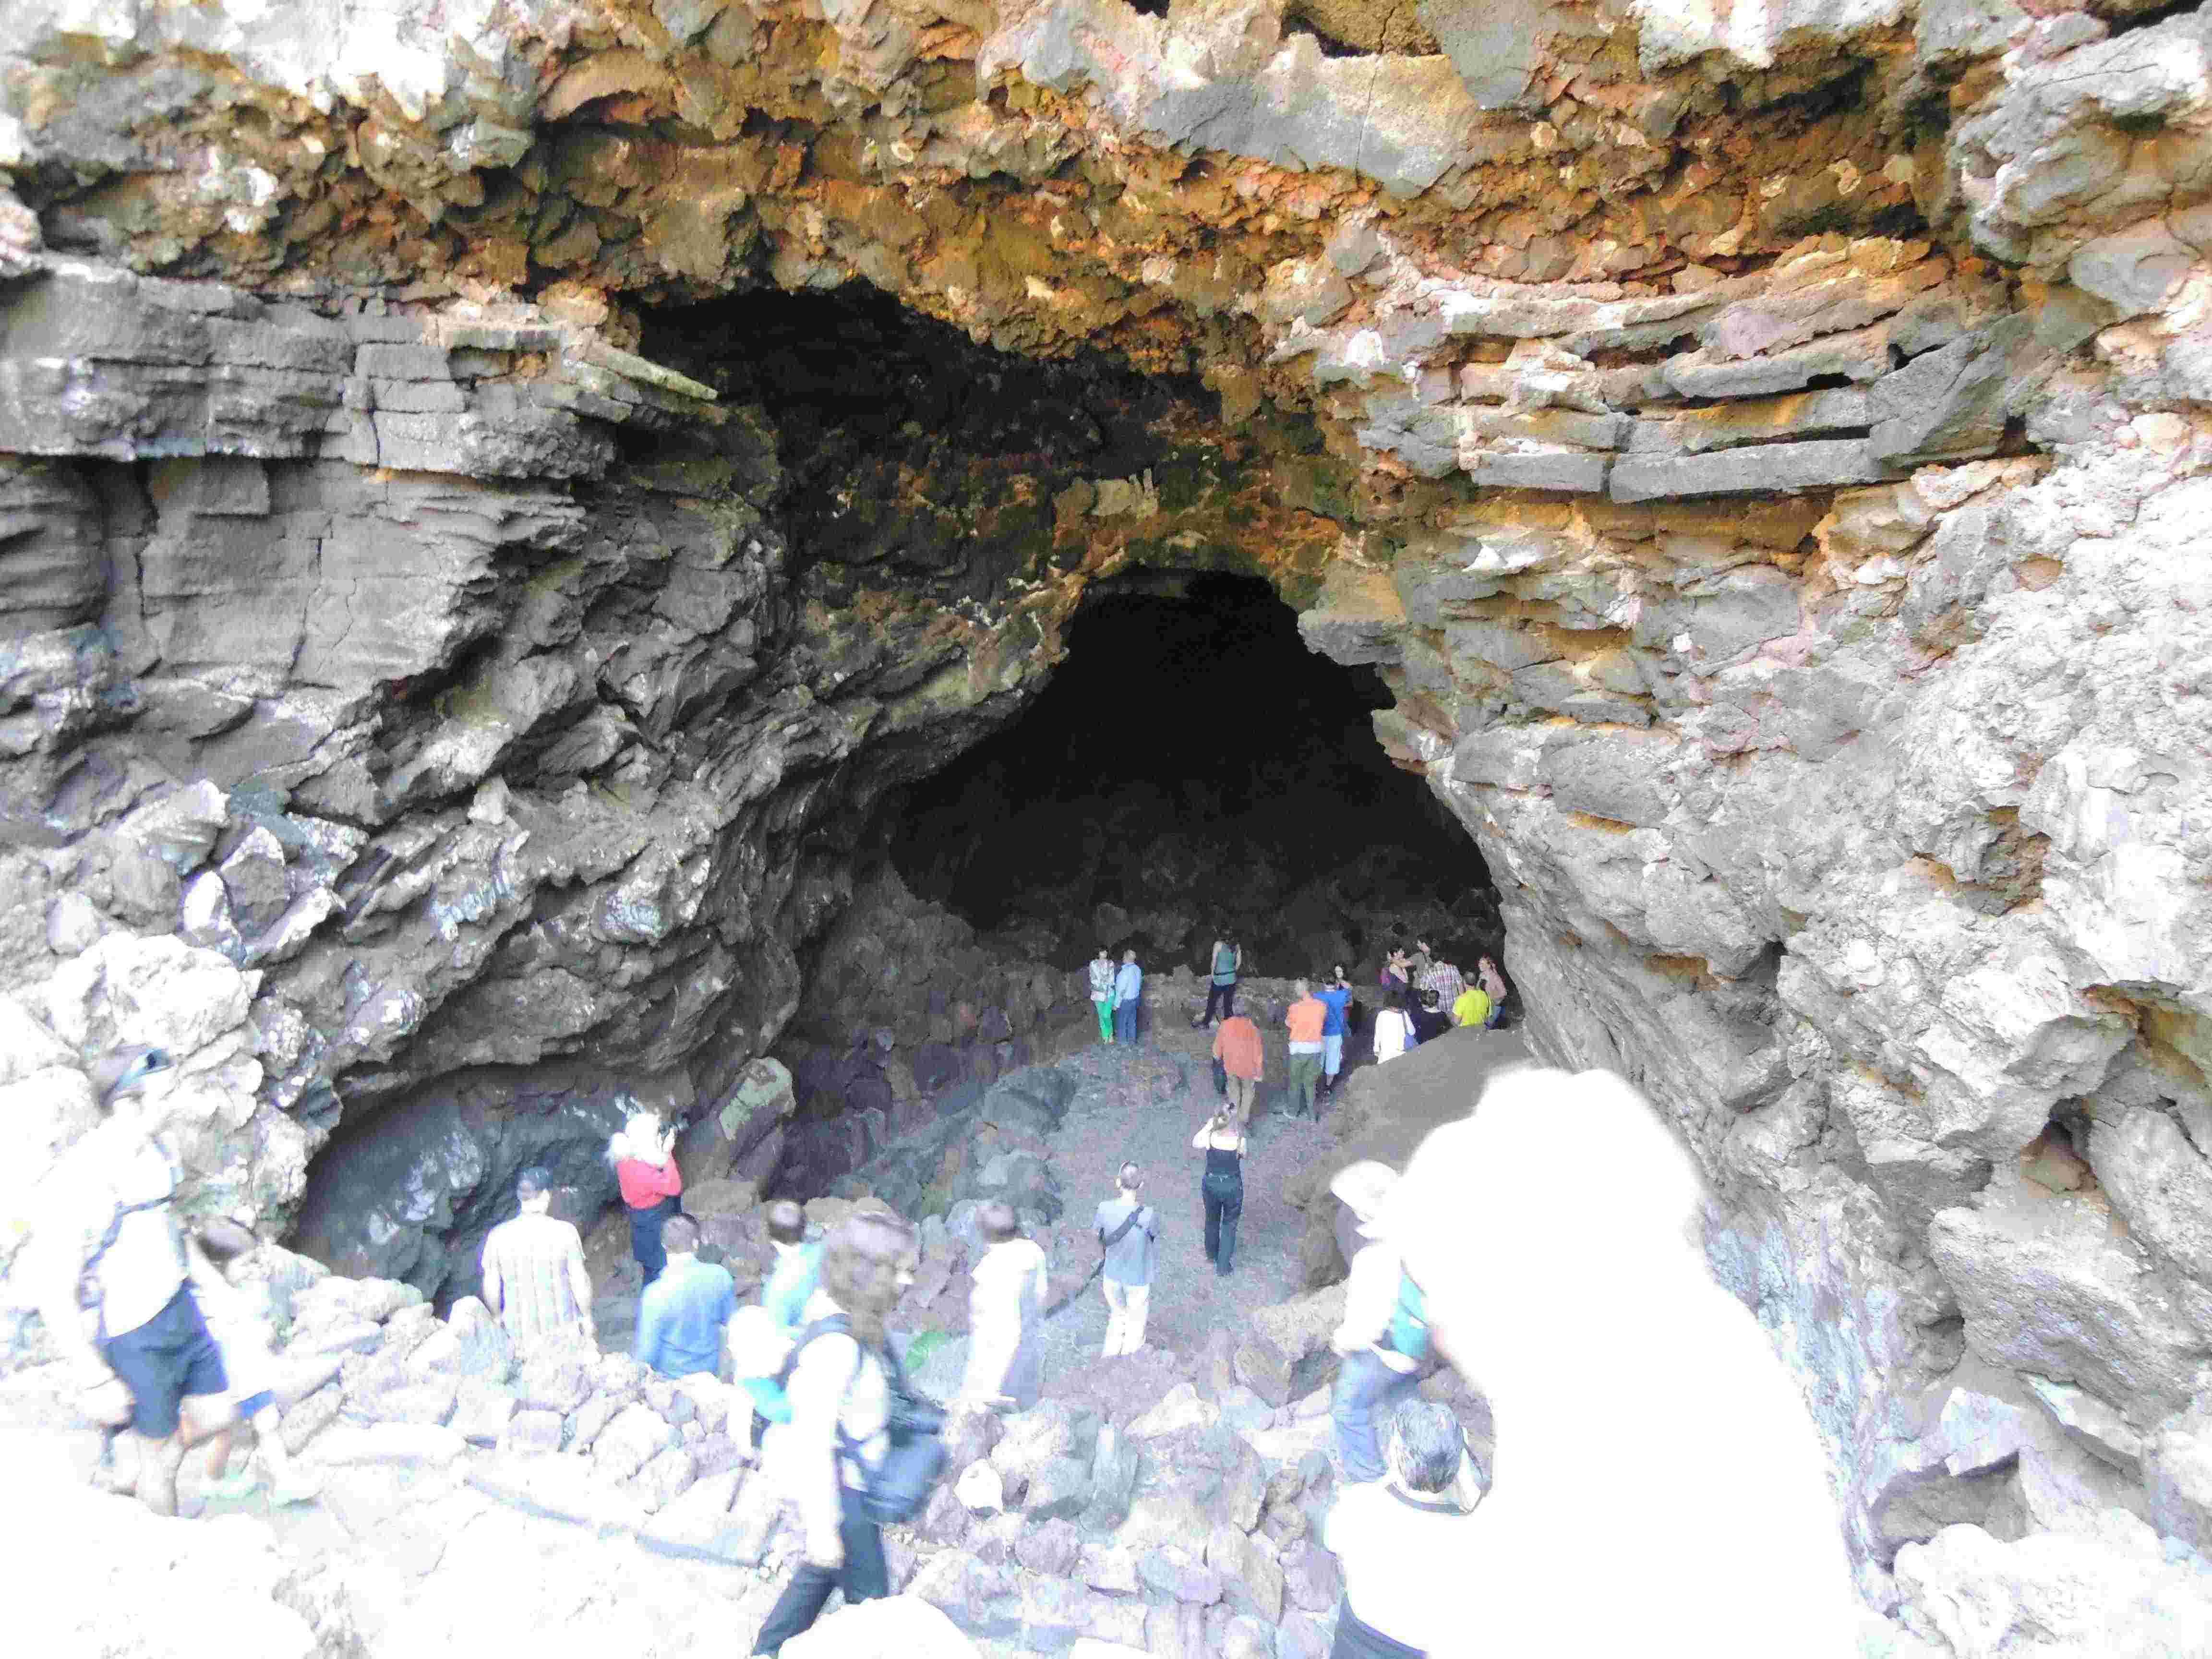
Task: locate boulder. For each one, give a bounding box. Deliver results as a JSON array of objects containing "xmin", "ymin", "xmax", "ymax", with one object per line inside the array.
[
  {"xmin": 956, "ymin": 1460, "xmax": 1007, "ymax": 1515},
  {"xmin": 594, "ymin": 1403, "xmax": 678, "ymax": 1482},
  {"xmin": 1024, "ymin": 1455, "xmax": 1094, "ymax": 1521},
  {"xmin": 1206, "ymin": 1524, "xmax": 1285, "ymax": 1623},
  {"xmin": 781, "ymin": 1594, "xmax": 983, "ymax": 1659}
]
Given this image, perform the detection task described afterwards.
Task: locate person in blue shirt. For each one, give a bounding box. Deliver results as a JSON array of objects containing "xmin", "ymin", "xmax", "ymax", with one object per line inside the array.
[
  {"xmin": 634, "ymin": 1214, "xmax": 735, "ymax": 1380},
  {"xmin": 1317, "ymin": 966, "xmax": 1355, "ymax": 1101},
  {"xmin": 733, "ymin": 1200, "xmax": 822, "ymax": 1460},
  {"xmin": 1112, "ymin": 950, "xmax": 1144, "ymax": 1045}
]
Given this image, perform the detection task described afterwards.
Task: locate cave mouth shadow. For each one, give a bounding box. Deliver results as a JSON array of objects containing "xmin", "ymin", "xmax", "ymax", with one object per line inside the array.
[{"xmin": 886, "ymin": 570, "xmax": 1499, "ymax": 976}]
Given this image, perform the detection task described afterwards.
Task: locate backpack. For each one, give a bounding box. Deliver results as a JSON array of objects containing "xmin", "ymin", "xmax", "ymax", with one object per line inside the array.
[
  {"xmin": 777, "ymin": 1314, "xmax": 946, "ymax": 1525},
  {"xmin": 1386, "ymin": 1270, "xmax": 1431, "ymax": 1365}
]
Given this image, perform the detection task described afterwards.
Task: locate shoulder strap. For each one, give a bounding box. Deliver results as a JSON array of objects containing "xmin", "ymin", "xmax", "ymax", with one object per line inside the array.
[
  {"xmin": 79, "ymin": 1156, "xmax": 178, "ymax": 1340},
  {"xmin": 1101, "ymin": 1206, "xmax": 1143, "ymax": 1249}
]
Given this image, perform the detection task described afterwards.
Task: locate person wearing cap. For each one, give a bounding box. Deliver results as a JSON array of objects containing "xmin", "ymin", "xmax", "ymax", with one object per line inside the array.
[
  {"xmin": 30, "ymin": 1045, "xmax": 236, "ymax": 1516},
  {"xmin": 480, "ymin": 1165, "xmax": 596, "ymax": 1351},
  {"xmin": 1323, "ymin": 1397, "xmax": 1486, "ymax": 1658},
  {"xmin": 1327, "ymin": 1160, "xmax": 1425, "ymax": 1485}
]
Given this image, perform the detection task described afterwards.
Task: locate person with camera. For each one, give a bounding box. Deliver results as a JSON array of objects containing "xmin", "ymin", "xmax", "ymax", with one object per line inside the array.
[
  {"xmin": 751, "ymin": 1209, "xmax": 924, "ymax": 1655},
  {"xmin": 1092, "ymin": 1162, "xmax": 1158, "ymax": 1357},
  {"xmin": 32, "ymin": 1046, "xmax": 235, "ymax": 1516},
  {"xmin": 1190, "ymin": 1106, "xmax": 1248, "ymax": 1277},
  {"xmin": 609, "ymin": 1108, "xmax": 684, "ymax": 1287}
]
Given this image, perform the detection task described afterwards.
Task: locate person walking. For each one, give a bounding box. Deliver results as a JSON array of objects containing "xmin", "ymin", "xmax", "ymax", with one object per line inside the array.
[
  {"xmin": 480, "ymin": 1165, "xmax": 597, "ymax": 1351},
  {"xmin": 1193, "ymin": 936, "xmax": 1241, "ymax": 1028},
  {"xmin": 1372, "ymin": 991, "xmax": 1415, "ymax": 1066},
  {"xmin": 32, "ymin": 1046, "xmax": 235, "ymax": 1517},
  {"xmin": 1190, "ymin": 1107, "xmax": 1247, "ymax": 1277},
  {"xmin": 731, "ymin": 1200, "xmax": 822, "ymax": 1461},
  {"xmin": 1285, "ymin": 979, "xmax": 1326, "ymax": 1118},
  {"xmin": 751, "ymin": 1210, "xmax": 920, "ymax": 1656},
  {"xmin": 1089, "ymin": 946, "xmax": 1118, "ymax": 1045},
  {"xmin": 1323, "ymin": 1399, "xmax": 1484, "ymax": 1657},
  {"xmin": 1211, "ymin": 1006, "xmax": 1263, "ymax": 1127},
  {"xmin": 1327, "ymin": 1161, "xmax": 1425, "ymax": 1484},
  {"xmin": 191, "ymin": 1220, "xmax": 321, "ymax": 1506},
  {"xmin": 610, "ymin": 1109, "xmax": 684, "ymax": 1287},
  {"xmin": 1317, "ymin": 967, "xmax": 1353, "ymax": 1103},
  {"xmin": 1112, "ymin": 950, "xmax": 1144, "ymax": 1045},
  {"xmin": 1476, "ymin": 955, "xmax": 1509, "ymax": 1027},
  {"xmin": 962, "ymin": 1202, "xmax": 1048, "ymax": 1412},
  {"xmin": 1092, "ymin": 1163, "xmax": 1158, "ymax": 1357},
  {"xmin": 635, "ymin": 1215, "xmax": 736, "ymax": 1381}
]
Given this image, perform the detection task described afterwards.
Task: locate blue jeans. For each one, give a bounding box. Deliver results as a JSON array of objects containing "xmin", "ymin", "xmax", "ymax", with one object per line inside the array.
[
  {"xmin": 1114, "ymin": 999, "xmax": 1139, "ymax": 1044},
  {"xmin": 629, "ymin": 1196, "xmax": 681, "ymax": 1285},
  {"xmin": 1332, "ymin": 1349, "xmax": 1421, "ymax": 1483}
]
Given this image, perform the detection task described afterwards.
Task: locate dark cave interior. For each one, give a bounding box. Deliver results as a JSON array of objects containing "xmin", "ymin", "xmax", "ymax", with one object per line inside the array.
[{"xmin": 888, "ymin": 572, "xmax": 1498, "ymax": 976}]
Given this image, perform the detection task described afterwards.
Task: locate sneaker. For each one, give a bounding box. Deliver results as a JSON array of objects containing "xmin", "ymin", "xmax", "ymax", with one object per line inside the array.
[{"xmin": 205, "ymin": 1469, "xmax": 262, "ymax": 1502}]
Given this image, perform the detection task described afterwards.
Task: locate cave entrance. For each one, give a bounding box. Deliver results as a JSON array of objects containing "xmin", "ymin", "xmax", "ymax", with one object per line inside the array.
[{"xmin": 886, "ymin": 570, "xmax": 1498, "ymax": 977}]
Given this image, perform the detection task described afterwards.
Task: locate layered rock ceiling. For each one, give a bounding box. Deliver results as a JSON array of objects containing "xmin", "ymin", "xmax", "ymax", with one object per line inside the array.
[{"xmin": 5, "ymin": 0, "xmax": 2212, "ymax": 1626}]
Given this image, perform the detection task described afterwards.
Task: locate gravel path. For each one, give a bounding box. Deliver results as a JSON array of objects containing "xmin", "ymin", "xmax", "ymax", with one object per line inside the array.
[{"xmin": 912, "ymin": 1023, "xmax": 1340, "ymax": 1401}]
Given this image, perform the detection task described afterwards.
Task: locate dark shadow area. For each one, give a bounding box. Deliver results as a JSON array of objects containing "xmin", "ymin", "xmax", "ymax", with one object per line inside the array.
[{"xmin": 888, "ymin": 571, "xmax": 1499, "ymax": 974}]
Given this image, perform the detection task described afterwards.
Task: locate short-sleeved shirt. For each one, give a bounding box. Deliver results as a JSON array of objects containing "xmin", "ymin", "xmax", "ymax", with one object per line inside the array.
[
  {"xmin": 763, "ymin": 1240, "xmax": 823, "ymax": 1337},
  {"xmin": 1092, "ymin": 1196, "xmax": 1158, "ymax": 1286},
  {"xmin": 636, "ymin": 1253, "xmax": 736, "ymax": 1379},
  {"xmin": 481, "ymin": 1212, "xmax": 588, "ymax": 1343},
  {"xmin": 43, "ymin": 1128, "xmax": 189, "ymax": 1342},
  {"xmin": 1285, "ymin": 997, "xmax": 1326, "ymax": 1045},
  {"xmin": 1419, "ymin": 962, "xmax": 1467, "ymax": 1003},
  {"xmin": 1211, "ymin": 944, "xmax": 1239, "ymax": 986},
  {"xmin": 1213, "ymin": 1016, "xmax": 1263, "ymax": 1080},
  {"xmin": 1115, "ymin": 962, "xmax": 1143, "ymax": 1003},
  {"xmin": 1453, "ymin": 986, "xmax": 1492, "ymax": 1028},
  {"xmin": 1317, "ymin": 986, "xmax": 1353, "ymax": 1037}
]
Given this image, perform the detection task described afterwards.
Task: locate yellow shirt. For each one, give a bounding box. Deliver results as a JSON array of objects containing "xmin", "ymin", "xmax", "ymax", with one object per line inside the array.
[{"xmin": 1453, "ymin": 986, "xmax": 1492, "ymax": 1027}]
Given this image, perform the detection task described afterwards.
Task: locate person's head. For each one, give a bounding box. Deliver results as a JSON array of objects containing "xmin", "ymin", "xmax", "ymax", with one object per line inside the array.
[
  {"xmin": 1123, "ymin": 949, "xmax": 1136, "ymax": 964},
  {"xmin": 1294, "ymin": 978, "xmax": 1310, "ymax": 998},
  {"xmin": 517, "ymin": 1165, "xmax": 554, "ymax": 1213},
  {"xmin": 766, "ymin": 1200, "xmax": 806, "ymax": 1247},
  {"xmin": 1387, "ymin": 1399, "xmax": 1466, "ymax": 1494},
  {"xmin": 1329, "ymin": 1160, "xmax": 1399, "ymax": 1236},
  {"xmin": 1421, "ymin": 989, "xmax": 1441, "ymax": 1011},
  {"xmin": 1097, "ymin": 945, "xmax": 1111, "ymax": 961},
  {"xmin": 820, "ymin": 1208, "xmax": 919, "ymax": 1347},
  {"xmin": 662, "ymin": 1214, "xmax": 700, "ymax": 1258},
  {"xmin": 979, "ymin": 1201, "xmax": 1020, "ymax": 1246},
  {"xmin": 91, "ymin": 1045, "xmax": 179, "ymax": 1132},
  {"xmin": 1117, "ymin": 1161, "xmax": 1142, "ymax": 1195},
  {"xmin": 196, "ymin": 1217, "xmax": 258, "ymax": 1273}
]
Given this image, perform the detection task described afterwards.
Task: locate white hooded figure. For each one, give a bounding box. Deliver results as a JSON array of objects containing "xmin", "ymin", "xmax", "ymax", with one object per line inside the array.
[{"xmin": 1381, "ymin": 1065, "xmax": 1858, "ymax": 1658}]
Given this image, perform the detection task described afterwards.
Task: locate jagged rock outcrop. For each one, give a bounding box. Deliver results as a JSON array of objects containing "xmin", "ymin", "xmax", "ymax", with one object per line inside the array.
[{"xmin": 6, "ymin": 1, "xmax": 2212, "ymax": 1651}]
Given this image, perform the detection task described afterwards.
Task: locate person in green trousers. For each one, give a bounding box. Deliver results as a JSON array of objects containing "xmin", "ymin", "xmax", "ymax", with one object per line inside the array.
[{"xmin": 1089, "ymin": 945, "xmax": 1117, "ymax": 1043}]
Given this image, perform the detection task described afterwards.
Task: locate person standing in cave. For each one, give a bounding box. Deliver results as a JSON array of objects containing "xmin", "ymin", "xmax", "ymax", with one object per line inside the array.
[
  {"xmin": 1323, "ymin": 1399, "xmax": 1485, "ymax": 1658},
  {"xmin": 609, "ymin": 1109, "xmax": 684, "ymax": 1288},
  {"xmin": 1212, "ymin": 1005, "xmax": 1264, "ymax": 1127},
  {"xmin": 1476, "ymin": 955, "xmax": 1510, "ymax": 1028},
  {"xmin": 961, "ymin": 1201, "xmax": 1048, "ymax": 1412},
  {"xmin": 731, "ymin": 1200, "xmax": 822, "ymax": 1462},
  {"xmin": 1415, "ymin": 940, "xmax": 1465, "ymax": 1009},
  {"xmin": 32, "ymin": 1046, "xmax": 236, "ymax": 1517},
  {"xmin": 1410, "ymin": 988, "xmax": 1453, "ymax": 1047},
  {"xmin": 1089, "ymin": 945, "xmax": 1118, "ymax": 1045},
  {"xmin": 750, "ymin": 1210, "xmax": 921, "ymax": 1656},
  {"xmin": 1285, "ymin": 979, "xmax": 1327, "ymax": 1118},
  {"xmin": 634, "ymin": 1214, "xmax": 736, "ymax": 1381},
  {"xmin": 1113, "ymin": 949, "xmax": 1144, "ymax": 1045},
  {"xmin": 1317, "ymin": 967, "xmax": 1354, "ymax": 1102},
  {"xmin": 1191, "ymin": 1107, "xmax": 1247, "ymax": 1277},
  {"xmin": 1193, "ymin": 936, "xmax": 1242, "ymax": 1028},
  {"xmin": 1452, "ymin": 978, "xmax": 1493, "ymax": 1030},
  {"xmin": 1093, "ymin": 1163, "xmax": 1158, "ymax": 1358},
  {"xmin": 1372, "ymin": 989, "xmax": 1417, "ymax": 1066},
  {"xmin": 480, "ymin": 1165, "xmax": 597, "ymax": 1351},
  {"xmin": 190, "ymin": 1219, "xmax": 321, "ymax": 1507}
]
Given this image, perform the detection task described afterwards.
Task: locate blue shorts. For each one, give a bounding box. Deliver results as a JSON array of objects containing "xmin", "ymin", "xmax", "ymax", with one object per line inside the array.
[{"xmin": 103, "ymin": 1285, "xmax": 229, "ymax": 1439}]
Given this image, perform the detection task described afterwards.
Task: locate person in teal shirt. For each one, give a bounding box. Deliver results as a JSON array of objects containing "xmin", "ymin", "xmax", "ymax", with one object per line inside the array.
[
  {"xmin": 735, "ymin": 1200, "xmax": 821, "ymax": 1458},
  {"xmin": 635, "ymin": 1214, "xmax": 735, "ymax": 1380}
]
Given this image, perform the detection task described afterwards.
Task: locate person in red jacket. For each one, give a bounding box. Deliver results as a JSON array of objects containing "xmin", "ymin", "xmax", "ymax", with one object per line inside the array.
[{"xmin": 609, "ymin": 1111, "xmax": 684, "ymax": 1287}]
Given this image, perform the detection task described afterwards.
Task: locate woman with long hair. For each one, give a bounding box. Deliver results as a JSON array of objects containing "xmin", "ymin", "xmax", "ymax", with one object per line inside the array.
[
  {"xmin": 1190, "ymin": 1106, "xmax": 1247, "ymax": 1277},
  {"xmin": 751, "ymin": 1208, "xmax": 920, "ymax": 1656}
]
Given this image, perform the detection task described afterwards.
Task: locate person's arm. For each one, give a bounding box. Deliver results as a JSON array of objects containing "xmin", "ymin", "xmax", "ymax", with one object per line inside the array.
[
  {"xmin": 1211, "ymin": 1026, "xmax": 1225, "ymax": 1059},
  {"xmin": 634, "ymin": 1289, "xmax": 664, "ymax": 1373},
  {"xmin": 480, "ymin": 1239, "xmax": 504, "ymax": 1318},
  {"xmin": 565, "ymin": 1234, "xmax": 596, "ymax": 1341},
  {"xmin": 1331, "ymin": 1247, "xmax": 1395, "ymax": 1354},
  {"xmin": 31, "ymin": 1205, "xmax": 106, "ymax": 1382},
  {"xmin": 786, "ymin": 1333, "xmax": 859, "ymax": 1569},
  {"xmin": 1190, "ymin": 1124, "xmax": 1214, "ymax": 1151}
]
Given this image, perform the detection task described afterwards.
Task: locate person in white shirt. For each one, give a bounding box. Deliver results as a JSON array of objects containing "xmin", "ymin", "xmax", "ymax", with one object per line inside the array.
[
  {"xmin": 1112, "ymin": 950, "xmax": 1143, "ymax": 1044},
  {"xmin": 32, "ymin": 1046, "xmax": 236, "ymax": 1516},
  {"xmin": 1326, "ymin": 1161, "xmax": 1424, "ymax": 1482},
  {"xmin": 1372, "ymin": 990, "xmax": 1415, "ymax": 1065},
  {"xmin": 1323, "ymin": 1398, "xmax": 1485, "ymax": 1657},
  {"xmin": 751, "ymin": 1209, "xmax": 918, "ymax": 1656},
  {"xmin": 961, "ymin": 1202, "xmax": 1048, "ymax": 1410},
  {"xmin": 1378, "ymin": 1066, "xmax": 1858, "ymax": 1657}
]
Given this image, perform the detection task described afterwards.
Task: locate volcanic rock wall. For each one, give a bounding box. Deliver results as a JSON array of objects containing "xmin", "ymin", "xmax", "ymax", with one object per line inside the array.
[{"xmin": 4, "ymin": 0, "xmax": 2212, "ymax": 1645}]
